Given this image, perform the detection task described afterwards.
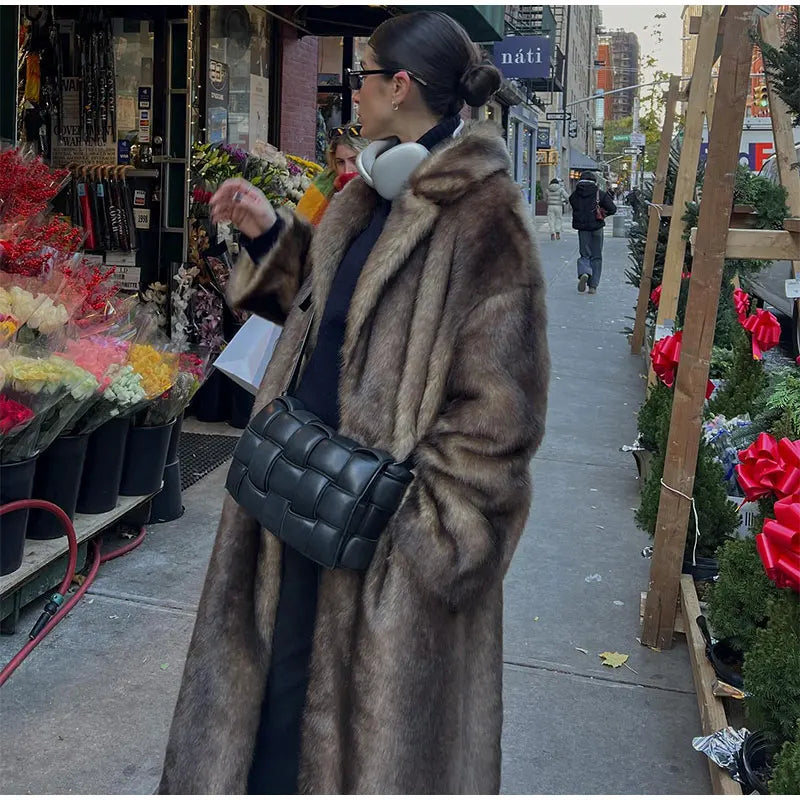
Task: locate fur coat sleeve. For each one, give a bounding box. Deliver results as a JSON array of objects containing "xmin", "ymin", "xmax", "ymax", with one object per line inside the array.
[
  {"xmin": 391, "ymin": 238, "xmax": 545, "ymax": 612},
  {"xmin": 226, "ymin": 206, "xmax": 314, "ymax": 325}
]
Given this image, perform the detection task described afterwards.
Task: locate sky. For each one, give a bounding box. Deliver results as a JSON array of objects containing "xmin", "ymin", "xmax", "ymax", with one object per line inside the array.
[{"xmin": 599, "ymin": 5, "xmax": 685, "ymax": 83}]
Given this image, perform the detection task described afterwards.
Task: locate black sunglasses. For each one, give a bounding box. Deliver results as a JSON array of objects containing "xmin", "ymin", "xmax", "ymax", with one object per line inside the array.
[
  {"xmin": 328, "ymin": 124, "xmax": 362, "ymax": 141},
  {"xmin": 346, "ymin": 67, "xmax": 428, "ymax": 91}
]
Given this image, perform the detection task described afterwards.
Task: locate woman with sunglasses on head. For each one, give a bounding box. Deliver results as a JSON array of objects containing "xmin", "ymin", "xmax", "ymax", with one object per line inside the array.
[
  {"xmin": 295, "ymin": 125, "xmax": 368, "ymax": 226},
  {"xmin": 160, "ymin": 11, "xmax": 549, "ymax": 796}
]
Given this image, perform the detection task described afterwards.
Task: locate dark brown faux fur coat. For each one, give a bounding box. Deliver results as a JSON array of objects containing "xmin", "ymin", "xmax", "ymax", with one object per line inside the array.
[{"xmin": 159, "ymin": 122, "xmax": 549, "ymax": 794}]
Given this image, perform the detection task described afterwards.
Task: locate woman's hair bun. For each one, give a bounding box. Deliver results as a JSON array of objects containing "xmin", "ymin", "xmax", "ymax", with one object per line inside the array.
[{"xmin": 459, "ymin": 60, "xmax": 502, "ymax": 107}]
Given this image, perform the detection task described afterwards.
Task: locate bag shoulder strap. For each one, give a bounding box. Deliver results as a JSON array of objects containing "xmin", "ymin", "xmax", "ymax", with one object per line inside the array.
[{"xmin": 285, "ymin": 292, "xmax": 314, "ymax": 395}]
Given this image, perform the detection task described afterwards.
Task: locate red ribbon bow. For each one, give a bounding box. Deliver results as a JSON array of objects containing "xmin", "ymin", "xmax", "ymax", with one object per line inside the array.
[
  {"xmin": 733, "ymin": 288, "xmax": 751, "ymax": 323},
  {"xmin": 736, "ymin": 432, "xmax": 786, "ymax": 501},
  {"xmin": 647, "ymin": 274, "xmax": 691, "ymax": 310},
  {"xmin": 756, "ymin": 498, "xmax": 800, "ymax": 592},
  {"xmin": 650, "ymin": 284, "xmax": 662, "ymax": 308},
  {"xmin": 736, "ymin": 433, "xmax": 800, "ymax": 503},
  {"xmin": 741, "ymin": 307, "xmax": 781, "ymax": 360},
  {"xmin": 651, "ymin": 331, "xmax": 714, "ymax": 399}
]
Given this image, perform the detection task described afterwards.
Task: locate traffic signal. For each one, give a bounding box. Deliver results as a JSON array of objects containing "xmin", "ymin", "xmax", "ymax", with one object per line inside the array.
[{"xmin": 755, "ymin": 85, "xmax": 769, "ymax": 108}]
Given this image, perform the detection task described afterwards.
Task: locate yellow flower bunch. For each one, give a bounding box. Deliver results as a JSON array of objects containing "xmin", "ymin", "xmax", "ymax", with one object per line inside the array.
[
  {"xmin": 1, "ymin": 354, "xmax": 71, "ymax": 395},
  {"xmin": 0, "ymin": 316, "xmax": 18, "ymax": 343},
  {"xmin": 287, "ymin": 154, "xmax": 324, "ymax": 177},
  {"xmin": 127, "ymin": 344, "xmax": 179, "ymax": 399}
]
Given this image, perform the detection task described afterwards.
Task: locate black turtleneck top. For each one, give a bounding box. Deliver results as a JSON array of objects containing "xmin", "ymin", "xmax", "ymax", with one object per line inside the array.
[{"xmin": 244, "ymin": 115, "xmax": 462, "ymax": 429}]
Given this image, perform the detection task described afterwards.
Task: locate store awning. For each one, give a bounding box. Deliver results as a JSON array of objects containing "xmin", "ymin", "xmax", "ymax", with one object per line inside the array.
[
  {"xmin": 293, "ymin": 5, "xmax": 504, "ymax": 42},
  {"xmin": 569, "ymin": 148, "xmax": 601, "ymax": 171},
  {"xmin": 405, "ymin": 6, "xmax": 505, "ymax": 42}
]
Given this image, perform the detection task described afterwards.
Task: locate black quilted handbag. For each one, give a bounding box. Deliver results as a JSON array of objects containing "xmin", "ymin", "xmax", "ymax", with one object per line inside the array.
[{"xmin": 225, "ymin": 312, "xmax": 414, "ymax": 570}]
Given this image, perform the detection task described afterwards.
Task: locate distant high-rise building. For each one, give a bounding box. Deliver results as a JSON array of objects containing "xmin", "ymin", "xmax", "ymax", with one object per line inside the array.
[{"xmin": 598, "ymin": 29, "xmax": 639, "ymax": 120}]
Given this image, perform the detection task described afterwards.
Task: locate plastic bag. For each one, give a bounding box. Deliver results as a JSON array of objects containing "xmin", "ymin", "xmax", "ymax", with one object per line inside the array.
[
  {"xmin": 213, "ymin": 314, "xmax": 282, "ymax": 395},
  {"xmin": 692, "ymin": 726, "xmax": 749, "ymax": 783}
]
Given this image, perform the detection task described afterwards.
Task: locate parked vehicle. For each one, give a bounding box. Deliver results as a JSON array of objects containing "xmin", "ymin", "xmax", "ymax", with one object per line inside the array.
[{"xmin": 743, "ymin": 145, "xmax": 800, "ymax": 356}]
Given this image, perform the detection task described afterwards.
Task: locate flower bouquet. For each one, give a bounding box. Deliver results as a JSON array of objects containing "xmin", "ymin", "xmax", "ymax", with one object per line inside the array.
[
  {"xmin": 142, "ymin": 349, "xmax": 211, "ymax": 426},
  {"xmin": 64, "ymin": 336, "xmax": 143, "ymax": 435},
  {"xmin": 243, "ymin": 147, "xmax": 321, "ymax": 208},
  {"xmin": 0, "ymin": 345, "xmax": 78, "ymax": 463},
  {"xmin": 0, "ymin": 148, "xmax": 71, "ymax": 225},
  {"xmin": 1, "ymin": 353, "xmax": 99, "ymax": 462}
]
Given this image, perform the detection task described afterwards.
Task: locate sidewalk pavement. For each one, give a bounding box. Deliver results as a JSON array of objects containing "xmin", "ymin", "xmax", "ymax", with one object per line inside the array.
[{"xmin": 0, "ymin": 223, "xmax": 711, "ymax": 794}]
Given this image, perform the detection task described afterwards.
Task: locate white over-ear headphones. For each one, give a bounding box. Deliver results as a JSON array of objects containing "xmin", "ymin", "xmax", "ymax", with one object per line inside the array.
[
  {"xmin": 356, "ymin": 121, "xmax": 466, "ymax": 201},
  {"xmin": 356, "ymin": 138, "xmax": 429, "ymax": 201}
]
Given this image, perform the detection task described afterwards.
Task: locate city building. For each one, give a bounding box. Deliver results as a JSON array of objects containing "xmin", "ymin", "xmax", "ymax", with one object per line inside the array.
[
  {"xmin": 601, "ymin": 29, "xmax": 639, "ymax": 120},
  {"xmin": 509, "ymin": 5, "xmax": 600, "ymax": 189}
]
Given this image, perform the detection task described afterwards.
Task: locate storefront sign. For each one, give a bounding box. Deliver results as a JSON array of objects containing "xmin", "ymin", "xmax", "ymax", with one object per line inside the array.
[
  {"xmin": 493, "ymin": 36, "xmax": 551, "ymax": 81},
  {"xmin": 248, "ymin": 74, "xmax": 270, "ymax": 151},
  {"xmin": 108, "ymin": 265, "xmax": 142, "ymax": 292},
  {"xmin": 536, "ymin": 128, "xmax": 551, "ymax": 149},
  {"xmin": 50, "ymin": 77, "xmax": 117, "ymax": 167},
  {"xmin": 134, "ymin": 208, "xmax": 151, "ymax": 230},
  {"xmin": 138, "ymin": 87, "xmax": 152, "ymax": 144},
  {"xmin": 536, "ymin": 149, "xmax": 558, "ymax": 166},
  {"xmin": 207, "ymin": 60, "xmax": 230, "ymax": 145}
]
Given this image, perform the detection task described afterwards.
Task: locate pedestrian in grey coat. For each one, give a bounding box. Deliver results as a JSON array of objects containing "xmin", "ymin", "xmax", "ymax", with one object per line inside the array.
[{"xmin": 546, "ymin": 178, "xmax": 569, "ymax": 240}]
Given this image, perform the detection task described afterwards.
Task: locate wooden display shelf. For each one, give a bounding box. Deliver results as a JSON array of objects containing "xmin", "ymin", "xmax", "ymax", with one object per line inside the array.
[
  {"xmin": 680, "ymin": 574, "xmax": 743, "ymax": 796},
  {"xmin": 0, "ymin": 494, "xmax": 152, "ymax": 632},
  {"xmin": 689, "ymin": 226, "xmax": 800, "ymax": 260}
]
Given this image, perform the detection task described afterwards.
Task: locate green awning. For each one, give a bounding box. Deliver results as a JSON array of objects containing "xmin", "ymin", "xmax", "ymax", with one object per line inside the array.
[
  {"xmin": 405, "ymin": 6, "xmax": 505, "ymax": 42},
  {"xmin": 293, "ymin": 6, "xmax": 504, "ymax": 41}
]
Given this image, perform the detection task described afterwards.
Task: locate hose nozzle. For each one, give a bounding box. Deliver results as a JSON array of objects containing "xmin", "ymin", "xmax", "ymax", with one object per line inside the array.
[{"xmin": 29, "ymin": 593, "xmax": 65, "ymax": 640}]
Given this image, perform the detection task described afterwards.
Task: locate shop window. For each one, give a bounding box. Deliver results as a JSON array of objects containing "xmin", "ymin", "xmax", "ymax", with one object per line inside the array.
[
  {"xmin": 318, "ymin": 37, "xmax": 343, "ymax": 87},
  {"xmin": 315, "ymin": 36, "xmax": 366, "ymax": 164},
  {"xmin": 207, "ymin": 5, "xmax": 271, "ymax": 150},
  {"xmin": 113, "ymin": 19, "xmax": 155, "ymax": 143}
]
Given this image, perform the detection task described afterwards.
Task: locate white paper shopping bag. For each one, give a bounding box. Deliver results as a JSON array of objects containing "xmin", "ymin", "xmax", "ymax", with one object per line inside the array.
[{"xmin": 213, "ymin": 315, "xmax": 283, "ymax": 395}]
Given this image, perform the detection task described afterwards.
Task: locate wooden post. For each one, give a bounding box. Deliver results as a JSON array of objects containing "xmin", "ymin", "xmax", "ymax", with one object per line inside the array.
[
  {"xmin": 761, "ymin": 13, "xmax": 800, "ymax": 285},
  {"xmin": 630, "ymin": 76, "xmax": 681, "ymax": 355},
  {"xmin": 706, "ymin": 81, "xmax": 717, "ymax": 132},
  {"xmin": 642, "ymin": 5, "xmax": 755, "ymax": 650},
  {"xmin": 647, "ymin": 6, "xmax": 721, "ymax": 386}
]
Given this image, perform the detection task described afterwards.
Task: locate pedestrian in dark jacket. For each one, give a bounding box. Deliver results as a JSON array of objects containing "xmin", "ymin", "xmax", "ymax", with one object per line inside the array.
[{"xmin": 569, "ymin": 170, "xmax": 616, "ymax": 294}]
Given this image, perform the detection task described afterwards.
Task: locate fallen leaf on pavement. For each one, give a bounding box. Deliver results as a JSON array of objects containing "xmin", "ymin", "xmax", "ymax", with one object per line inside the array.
[{"xmin": 599, "ymin": 651, "xmax": 629, "ymax": 668}]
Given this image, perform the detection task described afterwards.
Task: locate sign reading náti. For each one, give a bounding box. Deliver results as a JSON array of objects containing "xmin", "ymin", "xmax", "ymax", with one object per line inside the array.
[{"xmin": 493, "ymin": 36, "xmax": 552, "ymax": 80}]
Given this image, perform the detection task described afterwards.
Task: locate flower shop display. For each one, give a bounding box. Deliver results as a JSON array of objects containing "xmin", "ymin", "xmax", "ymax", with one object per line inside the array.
[
  {"xmin": 74, "ymin": 414, "xmax": 131, "ymax": 515},
  {"xmin": 120, "ymin": 348, "xmax": 205, "ymax": 498},
  {"xmin": 143, "ymin": 350, "xmax": 211, "ymax": 428}
]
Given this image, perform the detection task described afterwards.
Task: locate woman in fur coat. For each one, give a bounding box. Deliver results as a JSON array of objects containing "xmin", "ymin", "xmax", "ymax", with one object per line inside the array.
[{"xmin": 160, "ymin": 11, "xmax": 549, "ymax": 795}]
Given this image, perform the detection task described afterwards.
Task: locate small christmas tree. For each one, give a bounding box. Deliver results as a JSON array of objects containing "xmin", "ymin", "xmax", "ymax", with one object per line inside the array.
[
  {"xmin": 710, "ymin": 325, "xmax": 768, "ymax": 419},
  {"xmin": 636, "ymin": 402, "xmax": 740, "ymax": 560},
  {"xmin": 771, "ymin": 725, "xmax": 800, "ymax": 794},
  {"xmin": 637, "ymin": 381, "xmax": 673, "ymax": 453},
  {"xmin": 743, "ymin": 592, "xmax": 800, "ymax": 742},
  {"xmin": 707, "ymin": 538, "xmax": 780, "ymax": 652}
]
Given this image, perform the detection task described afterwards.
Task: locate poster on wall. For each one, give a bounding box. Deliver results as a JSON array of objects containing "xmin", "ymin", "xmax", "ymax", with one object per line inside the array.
[
  {"xmin": 51, "ymin": 77, "xmax": 118, "ymax": 167},
  {"xmin": 206, "ymin": 60, "xmax": 230, "ymax": 145},
  {"xmin": 248, "ymin": 74, "xmax": 270, "ymax": 151}
]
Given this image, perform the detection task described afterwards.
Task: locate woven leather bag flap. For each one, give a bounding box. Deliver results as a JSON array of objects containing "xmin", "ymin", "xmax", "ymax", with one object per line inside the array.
[{"xmin": 226, "ymin": 396, "xmax": 413, "ymax": 569}]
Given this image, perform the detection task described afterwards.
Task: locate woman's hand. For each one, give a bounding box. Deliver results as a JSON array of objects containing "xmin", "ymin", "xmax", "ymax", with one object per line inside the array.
[{"xmin": 209, "ymin": 178, "xmax": 277, "ymax": 239}]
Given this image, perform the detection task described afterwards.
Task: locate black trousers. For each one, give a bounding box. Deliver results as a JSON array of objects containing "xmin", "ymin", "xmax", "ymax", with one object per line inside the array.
[{"xmin": 247, "ymin": 545, "xmax": 320, "ymax": 794}]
